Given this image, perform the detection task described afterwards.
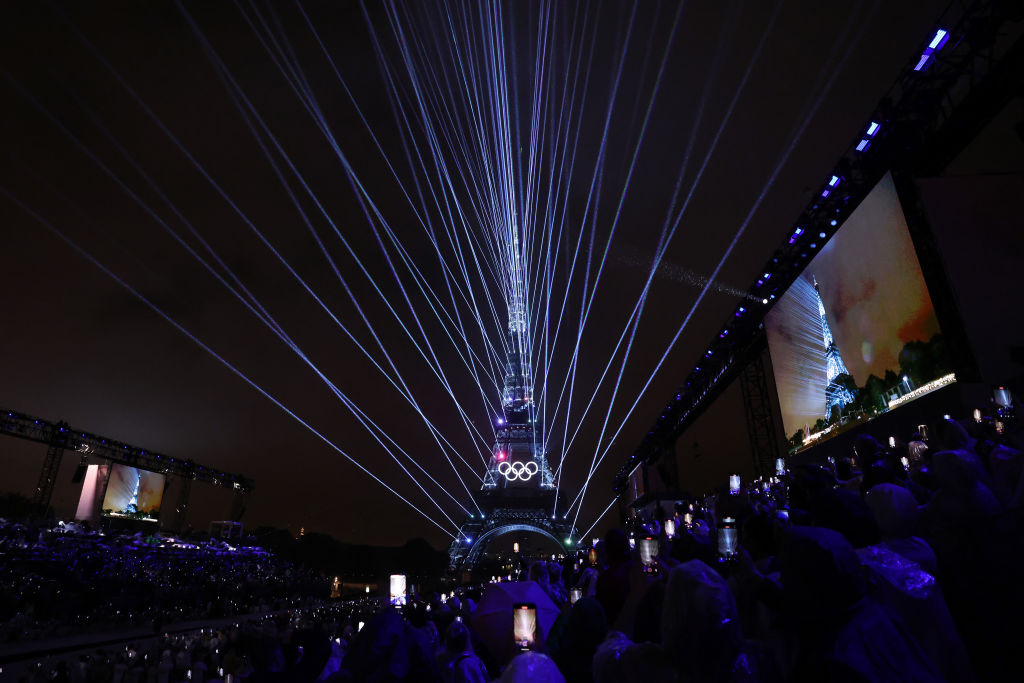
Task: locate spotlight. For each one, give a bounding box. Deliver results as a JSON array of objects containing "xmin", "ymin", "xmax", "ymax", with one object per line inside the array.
[
  {"xmin": 762, "ymin": 298, "xmax": 769, "ymax": 304},
  {"xmin": 914, "ymin": 29, "xmax": 949, "ymax": 71},
  {"xmin": 819, "ymin": 232, "xmax": 826, "ymax": 238},
  {"xmin": 866, "ymin": 121, "xmax": 880, "ymax": 137},
  {"xmin": 830, "ymin": 219, "xmax": 837, "ymax": 226}
]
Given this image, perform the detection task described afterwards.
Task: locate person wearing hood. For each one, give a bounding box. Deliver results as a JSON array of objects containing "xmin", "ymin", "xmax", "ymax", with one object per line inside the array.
[
  {"xmin": 661, "ymin": 560, "xmax": 772, "ymax": 682},
  {"xmin": 865, "ymin": 483, "xmax": 937, "ymax": 575},
  {"xmin": 498, "ymin": 651, "xmax": 564, "ymax": 683},
  {"xmin": 339, "ymin": 609, "xmax": 438, "ymax": 682},
  {"xmin": 777, "ymin": 526, "xmax": 942, "ymax": 682},
  {"xmin": 437, "ymin": 620, "xmax": 489, "ymax": 683},
  {"xmin": 553, "ymin": 597, "xmax": 607, "ymax": 683},
  {"xmin": 595, "ymin": 529, "xmax": 632, "ymax": 625},
  {"xmin": 919, "ymin": 449, "xmax": 1001, "ymax": 561}
]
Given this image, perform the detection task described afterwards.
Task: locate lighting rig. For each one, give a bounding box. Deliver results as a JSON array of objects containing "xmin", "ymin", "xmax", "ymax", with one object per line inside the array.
[
  {"xmin": 1, "ymin": 408, "xmax": 254, "ymax": 513},
  {"xmin": 614, "ymin": 0, "xmax": 1024, "ymax": 496}
]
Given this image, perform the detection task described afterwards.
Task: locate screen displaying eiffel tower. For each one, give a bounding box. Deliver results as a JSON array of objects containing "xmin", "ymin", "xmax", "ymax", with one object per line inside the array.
[{"xmin": 813, "ymin": 275, "xmax": 855, "ymax": 420}]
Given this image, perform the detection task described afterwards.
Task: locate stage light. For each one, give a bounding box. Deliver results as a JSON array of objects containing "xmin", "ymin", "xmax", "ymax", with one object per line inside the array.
[
  {"xmin": 496, "ymin": 417, "xmax": 504, "ymax": 425},
  {"xmin": 914, "ymin": 29, "xmax": 949, "ymax": 71},
  {"xmin": 762, "ymin": 298, "xmax": 769, "ymax": 304},
  {"xmin": 819, "ymin": 232, "xmax": 826, "ymax": 238},
  {"xmin": 830, "ymin": 219, "xmax": 837, "ymax": 226},
  {"xmin": 809, "ymin": 243, "xmax": 816, "ymax": 248},
  {"xmin": 736, "ymin": 306, "xmax": 745, "ymax": 316},
  {"xmin": 866, "ymin": 121, "xmax": 880, "ymax": 137},
  {"xmin": 828, "ymin": 175, "xmax": 840, "ymax": 187},
  {"xmin": 720, "ymin": 330, "xmax": 729, "ymax": 338},
  {"xmin": 856, "ymin": 139, "xmax": 870, "ymax": 152},
  {"xmin": 788, "ymin": 227, "xmax": 804, "ymax": 244}
]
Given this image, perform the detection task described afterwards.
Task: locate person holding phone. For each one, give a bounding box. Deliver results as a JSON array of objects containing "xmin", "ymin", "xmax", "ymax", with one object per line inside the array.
[{"xmin": 437, "ymin": 620, "xmax": 489, "ymax": 683}]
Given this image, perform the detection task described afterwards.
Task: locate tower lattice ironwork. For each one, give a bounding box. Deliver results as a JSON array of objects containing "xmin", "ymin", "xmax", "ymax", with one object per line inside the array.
[
  {"xmin": 449, "ymin": 290, "xmax": 572, "ymax": 572},
  {"xmin": 814, "ymin": 276, "xmax": 855, "ymax": 420}
]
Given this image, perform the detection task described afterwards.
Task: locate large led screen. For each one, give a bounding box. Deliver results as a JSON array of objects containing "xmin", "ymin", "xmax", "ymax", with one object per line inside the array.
[
  {"xmin": 764, "ymin": 173, "xmax": 954, "ymax": 453},
  {"xmin": 101, "ymin": 464, "xmax": 166, "ymax": 522}
]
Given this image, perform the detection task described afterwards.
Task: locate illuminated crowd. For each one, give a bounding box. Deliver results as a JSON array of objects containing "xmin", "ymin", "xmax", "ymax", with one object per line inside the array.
[
  {"xmin": 5, "ymin": 403, "xmax": 1024, "ymax": 682},
  {"xmin": 0, "ymin": 523, "xmax": 327, "ymax": 645}
]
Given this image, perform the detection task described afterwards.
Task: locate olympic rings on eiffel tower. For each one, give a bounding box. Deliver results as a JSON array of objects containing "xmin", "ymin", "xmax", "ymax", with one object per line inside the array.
[{"xmin": 498, "ymin": 460, "xmax": 539, "ymax": 482}]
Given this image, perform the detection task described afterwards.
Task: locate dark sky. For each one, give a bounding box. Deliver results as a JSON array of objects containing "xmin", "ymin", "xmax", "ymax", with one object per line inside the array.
[{"xmin": 0, "ymin": 0, "xmax": 948, "ymax": 547}]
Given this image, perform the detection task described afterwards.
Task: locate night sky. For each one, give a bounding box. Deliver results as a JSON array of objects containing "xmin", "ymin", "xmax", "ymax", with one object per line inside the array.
[{"xmin": 0, "ymin": 1, "xmax": 948, "ymax": 547}]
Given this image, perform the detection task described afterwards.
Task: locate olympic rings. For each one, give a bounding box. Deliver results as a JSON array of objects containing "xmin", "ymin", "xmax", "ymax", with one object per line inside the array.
[{"xmin": 498, "ymin": 460, "xmax": 539, "ymax": 482}]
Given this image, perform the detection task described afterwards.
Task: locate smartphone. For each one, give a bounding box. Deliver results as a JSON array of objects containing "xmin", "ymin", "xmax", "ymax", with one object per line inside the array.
[
  {"xmin": 639, "ymin": 536, "xmax": 659, "ymax": 573},
  {"xmin": 729, "ymin": 474, "xmax": 741, "ymax": 495},
  {"xmin": 570, "ymin": 588, "xmax": 582, "ymax": 605},
  {"xmin": 900, "ymin": 456, "xmax": 910, "ymax": 470},
  {"xmin": 775, "ymin": 458, "xmax": 785, "ymax": 475},
  {"xmin": 664, "ymin": 518, "xmax": 676, "ymax": 538},
  {"xmin": 629, "ymin": 537, "xmax": 636, "ymax": 550},
  {"xmin": 389, "ymin": 574, "xmax": 407, "ymax": 606},
  {"xmin": 455, "ymin": 615, "xmax": 462, "ymax": 623},
  {"xmin": 995, "ymin": 420, "xmax": 1006, "ymax": 435},
  {"xmin": 683, "ymin": 512, "xmax": 692, "ymax": 528},
  {"xmin": 974, "ymin": 408, "xmax": 983, "ymax": 423},
  {"xmin": 994, "ymin": 387, "xmax": 1013, "ymax": 408},
  {"xmin": 513, "ymin": 603, "xmax": 537, "ymax": 650},
  {"xmin": 888, "ymin": 436, "xmax": 896, "ymax": 448},
  {"xmin": 587, "ymin": 548, "xmax": 597, "ymax": 565},
  {"xmin": 717, "ymin": 517, "xmax": 738, "ymax": 559},
  {"xmin": 917, "ymin": 424, "xmax": 929, "ymax": 440}
]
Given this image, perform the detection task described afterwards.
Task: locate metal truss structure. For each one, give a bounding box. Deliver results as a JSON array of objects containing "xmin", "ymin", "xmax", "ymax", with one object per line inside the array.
[
  {"xmin": 1, "ymin": 408, "xmax": 253, "ymax": 515},
  {"xmin": 616, "ymin": 0, "xmax": 1024, "ymax": 495}
]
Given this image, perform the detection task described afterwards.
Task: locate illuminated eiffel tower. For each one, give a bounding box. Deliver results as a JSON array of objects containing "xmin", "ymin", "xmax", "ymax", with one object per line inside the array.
[
  {"xmin": 814, "ymin": 275, "xmax": 855, "ymax": 420},
  {"xmin": 448, "ymin": 293, "xmax": 573, "ymax": 572},
  {"xmin": 480, "ymin": 298, "xmax": 554, "ymax": 491}
]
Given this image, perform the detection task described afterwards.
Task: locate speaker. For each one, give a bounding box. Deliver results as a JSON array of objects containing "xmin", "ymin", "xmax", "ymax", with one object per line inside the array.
[{"xmin": 71, "ymin": 463, "xmax": 87, "ymax": 484}]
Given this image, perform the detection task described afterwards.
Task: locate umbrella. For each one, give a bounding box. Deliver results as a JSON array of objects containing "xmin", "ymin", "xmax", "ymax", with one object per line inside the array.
[{"xmin": 471, "ymin": 581, "xmax": 559, "ymax": 665}]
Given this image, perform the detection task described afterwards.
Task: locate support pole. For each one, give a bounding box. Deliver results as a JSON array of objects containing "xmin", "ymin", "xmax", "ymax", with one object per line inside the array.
[
  {"xmin": 173, "ymin": 473, "xmax": 192, "ymax": 532},
  {"xmin": 33, "ymin": 421, "xmax": 69, "ymax": 515},
  {"xmin": 739, "ymin": 343, "xmax": 782, "ymax": 477}
]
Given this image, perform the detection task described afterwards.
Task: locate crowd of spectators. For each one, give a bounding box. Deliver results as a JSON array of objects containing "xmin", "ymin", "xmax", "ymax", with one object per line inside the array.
[
  {"xmin": 0, "ymin": 523, "xmax": 327, "ymax": 644},
  {"xmin": 7, "ymin": 403, "xmax": 1024, "ymax": 682}
]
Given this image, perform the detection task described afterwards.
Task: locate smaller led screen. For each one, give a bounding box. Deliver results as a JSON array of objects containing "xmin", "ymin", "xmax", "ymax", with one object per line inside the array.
[{"xmin": 101, "ymin": 464, "xmax": 166, "ymax": 522}]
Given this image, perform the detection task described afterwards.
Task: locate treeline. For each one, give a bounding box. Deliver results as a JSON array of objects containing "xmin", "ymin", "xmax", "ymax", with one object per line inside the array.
[{"xmin": 249, "ymin": 526, "xmax": 449, "ymax": 582}]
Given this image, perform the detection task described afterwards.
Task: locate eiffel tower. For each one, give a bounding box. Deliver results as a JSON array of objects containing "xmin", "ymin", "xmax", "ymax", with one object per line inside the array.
[
  {"xmin": 813, "ymin": 275, "xmax": 855, "ymax": 421},
  {"xmin": 448, "ymin": 295, "xmax": 575, "ymax": 572}
]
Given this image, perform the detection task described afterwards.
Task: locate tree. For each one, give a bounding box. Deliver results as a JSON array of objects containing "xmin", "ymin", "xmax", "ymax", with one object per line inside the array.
[
  {"xmin": 789, "ymin": 429, "xmax": 805, "ymax": 449},
  {"xmin": 812, "ymin": 418, "xmax": 826, "ymax": 434},
  {"xmin": 861, "ymin": 374, "xmax": 887, "ymax": 413}
]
